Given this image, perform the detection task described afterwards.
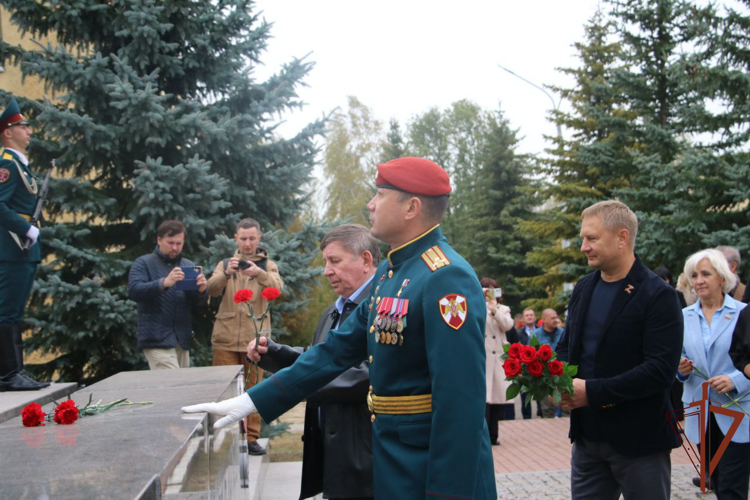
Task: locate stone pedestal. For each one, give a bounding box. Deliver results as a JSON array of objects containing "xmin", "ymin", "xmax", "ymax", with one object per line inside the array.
[{"xmin": 0, "ymin": 365, "xmax": 246, "ymax": 499}]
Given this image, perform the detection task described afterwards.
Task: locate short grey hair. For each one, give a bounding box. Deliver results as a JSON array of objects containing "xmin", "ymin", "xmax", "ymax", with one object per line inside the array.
[
  {"xmin": 320, "ymin": 224, "xmax": 381, "ymax": 266},
  {"xmin": 581, "ymin": 200, "xmax": 638, "ymax": 247},
  {"xmin": 684, "ymin": 249, "xmax": 737, "ymax": 294},
  {"xmin": 716, "ymin": 245, "xmax": 741, "ymax": 269}
]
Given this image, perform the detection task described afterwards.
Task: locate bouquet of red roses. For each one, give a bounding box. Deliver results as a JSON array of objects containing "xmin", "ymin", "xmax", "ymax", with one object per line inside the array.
[{"xmin": 501, "ymin": 336, "xmax": 577, "ymax": 406}]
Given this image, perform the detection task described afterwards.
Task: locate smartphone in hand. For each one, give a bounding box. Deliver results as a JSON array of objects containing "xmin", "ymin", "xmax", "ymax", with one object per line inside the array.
[{"xmin": 174, "ymin": 266, "xmax": 201, "ymax": 291}]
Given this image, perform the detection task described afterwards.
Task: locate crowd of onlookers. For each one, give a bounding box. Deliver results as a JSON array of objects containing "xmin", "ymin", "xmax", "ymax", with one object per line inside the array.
[{"xmin": 483, "ymin": 242, "xmax": 750, "ymax": 498}]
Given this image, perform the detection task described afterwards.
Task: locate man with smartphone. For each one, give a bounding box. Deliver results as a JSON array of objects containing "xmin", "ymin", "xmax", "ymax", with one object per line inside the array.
[
  {"xmin": 206, "ymin": 217, "xmax": 284, "ymax": 456},
  {"xmin": 128, "ymin": 220, "xmax": 207, "ymax": 370}
]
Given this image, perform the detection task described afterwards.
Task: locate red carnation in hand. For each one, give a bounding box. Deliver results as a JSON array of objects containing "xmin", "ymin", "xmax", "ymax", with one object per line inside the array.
[
  {"xmin": 548, "ymin": 360, "xmax": 564, "ymax": 376},
  {"xmin": 527, "ymin": 360, "xmax": 544, "ymax": 378},
  {"xmin": 508, "ymin": 343, "xmax": 523, "ymax": 359},
  {"xmin": 519, "ymin": 345, "xmax": 537, "ymax": 364},
  {"xmin": 503, "ymin": 358, "xmax": 522, "ymax": 377},
  {"xmin": 53, "ymin": 400, "xmax": 79, "ymax": 425},
  {"xmin": 261, "ymin": 287, "xmax": 281, "ymax": 301},
  {"xmin": 233, "ymin": 289, "xmax": 253, "ymax": 303},
  {"xmin": 537, "ymin": 344, "xmax": 553, "ymax": 362},
  {"xmin": 21, "ymin": 402, "xmax": 46, "ymax": 427}
]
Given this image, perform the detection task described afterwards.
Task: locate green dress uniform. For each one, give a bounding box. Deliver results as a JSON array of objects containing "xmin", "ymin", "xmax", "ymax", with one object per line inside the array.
[
  {"xmin": 0, "ymin": 147, "xmax": 41, "ymax": 324},
  {"xmin": 0, "ymin": 97, "xmax": 48, "ymax": 392},
  {"xmin": 248, "ymin": 225, "xmax": 497, "ymax": 499}
]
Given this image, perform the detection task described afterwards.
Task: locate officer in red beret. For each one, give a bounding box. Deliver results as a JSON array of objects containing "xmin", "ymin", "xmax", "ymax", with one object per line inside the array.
[{"xmin": 185, "ymin": 157, "xmax": 497, "ymax": 499}]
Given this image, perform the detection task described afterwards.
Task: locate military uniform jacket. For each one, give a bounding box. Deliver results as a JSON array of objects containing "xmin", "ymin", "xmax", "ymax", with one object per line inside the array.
[
  {"xmin": 248, "ymin": 226, "xmax": 497, "ymax": 500},
  {"xmin": 0, "ymin": 148, "xmax": 40, "ymax": 263}
]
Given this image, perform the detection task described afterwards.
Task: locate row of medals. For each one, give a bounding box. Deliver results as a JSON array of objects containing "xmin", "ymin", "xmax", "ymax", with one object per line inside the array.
[{"xmin": 369, "ymin": 299, "xmax": 405, "ymax": 346}]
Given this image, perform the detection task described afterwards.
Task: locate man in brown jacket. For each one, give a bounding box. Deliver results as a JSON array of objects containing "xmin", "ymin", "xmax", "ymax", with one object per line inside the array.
[{"xmin": 207, "ymin": 217, "xmax": 284, "ymax": 455}]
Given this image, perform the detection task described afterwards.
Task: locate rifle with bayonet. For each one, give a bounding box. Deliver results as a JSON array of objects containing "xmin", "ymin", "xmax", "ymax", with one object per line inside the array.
[{"xmin": 21, "ymin": 159, "xmax": 54, "ymax": 257}]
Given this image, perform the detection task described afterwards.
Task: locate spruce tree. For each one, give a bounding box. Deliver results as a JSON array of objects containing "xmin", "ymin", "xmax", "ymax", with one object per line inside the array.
[
  {"xmin": 405, "ymin": 101, "xmax": 538, "ymax": 311},
  {"xmin": 521, "ymin": 10, "xmax": 628, "ymax": 312},
  {"xmin": 380, "ymin": 118, "xmax": 405, "ymax": 163},
  {"xmin": 0, "ymin": 0, "xmax": 326, "ymax": 382},
  {"xmin": 607, "ymin": 0, "xmax": 744, "ymax": 274}
]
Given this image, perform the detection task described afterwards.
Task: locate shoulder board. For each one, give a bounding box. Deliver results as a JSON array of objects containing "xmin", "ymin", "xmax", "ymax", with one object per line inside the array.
[
  {"xmin": 421, "ymin": 245, "xmax": 451, "ymax": 272},
  {"xmin": 2, "ymin": 152, "xmax": 13, "ymax": 161}
]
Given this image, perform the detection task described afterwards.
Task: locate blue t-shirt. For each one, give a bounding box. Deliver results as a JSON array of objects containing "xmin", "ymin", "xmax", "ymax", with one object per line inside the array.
[{"xmin": 578, "ymin": 277, "xmax": 625, "ymax": 441}]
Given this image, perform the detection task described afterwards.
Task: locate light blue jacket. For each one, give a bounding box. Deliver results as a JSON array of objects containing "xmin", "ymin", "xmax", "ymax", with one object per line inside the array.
[{"xmin": 679, "ymin": 295, "xmax": 749, "ymax": 444}]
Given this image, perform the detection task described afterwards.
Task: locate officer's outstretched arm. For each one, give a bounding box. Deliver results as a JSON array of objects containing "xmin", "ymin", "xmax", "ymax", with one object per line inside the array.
[{"xmin": 181, "ymin": 393, "xmax": 257, "ymax": 429}]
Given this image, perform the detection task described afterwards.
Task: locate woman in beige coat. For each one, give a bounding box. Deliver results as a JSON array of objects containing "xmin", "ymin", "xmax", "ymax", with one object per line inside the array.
[{"xmin": 480, "ymin": 277, "xmax": 516, "ymax": 445}]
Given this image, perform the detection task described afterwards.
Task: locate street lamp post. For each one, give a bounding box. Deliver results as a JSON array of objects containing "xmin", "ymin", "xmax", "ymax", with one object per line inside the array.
[{"xmin": 497, "ymin": 64, "xmax": 563, "ymax": 140}]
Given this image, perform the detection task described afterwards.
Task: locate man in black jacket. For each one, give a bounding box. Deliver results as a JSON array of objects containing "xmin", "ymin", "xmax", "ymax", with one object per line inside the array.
[
  {"xmin": 558, "ymin": 200, "xmax": 683, "ymax": 500},
  {"xmin": 128, "ymin": 220, "xmax": 207, "ymax": 369},
  {"xmin": 249, "ymin": 224, "xmax": 379, "ymax": 500}
]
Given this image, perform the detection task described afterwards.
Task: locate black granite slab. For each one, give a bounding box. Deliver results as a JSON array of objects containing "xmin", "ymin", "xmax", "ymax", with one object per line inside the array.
[{"xmin": 0, "ymin": 366, "xmax": 245, "ymax": 500}]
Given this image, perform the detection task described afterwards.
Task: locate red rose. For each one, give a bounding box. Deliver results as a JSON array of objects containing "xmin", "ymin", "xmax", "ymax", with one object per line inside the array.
[
  {"xmin": 527, "ymin": 360, "xmax": 544, "ymax": 378},
  {"xmin": 503, "ymin": 358, "xmax": 522, "ymax": 377},
  {"xmin": 537, "ymin": 319, "xmax": 543, "ymax": 327},
  {"xmin": 233, "ymin": 289, "xmax": 253, "ymax": 303},
  {"xmin": 519, "ymin": 345, "xmax": 537, "ymax": 364},
  {"xmin": 261, "ymin": 287, "xmax": 281, "ymax": 301},
  {"xmin": 21, "ymin": 402, "xmax": 46, "ymax": 427},
  {"xmin": 548, "ymin": 360, "xmax": 564, "ymax": 376},
  {"xmin": 53, "ymin": 400, "xmax": 79, "ymax": 425},
  {"xmin": 537, "ymin": 344, "xmax": 553, "ymax": 362},
  {"xmin": 508, "ymin": 343, "xmax": 523, "ymax": 359}
]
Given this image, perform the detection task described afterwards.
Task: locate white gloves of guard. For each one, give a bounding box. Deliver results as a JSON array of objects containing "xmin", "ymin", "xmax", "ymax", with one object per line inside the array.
[
  {"xmin": 25, "ymin": 225, "xmax": 39, "ymax": 245},
  {"xmin": 181, "ymin": 392, "xmax": 257, "ymax": 429}
]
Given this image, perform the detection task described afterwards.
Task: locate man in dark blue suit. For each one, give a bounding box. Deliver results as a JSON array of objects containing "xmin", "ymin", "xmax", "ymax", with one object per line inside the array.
[{"xmin": 557, "ymin": 200, "xmax": 683, "ymax": 500}]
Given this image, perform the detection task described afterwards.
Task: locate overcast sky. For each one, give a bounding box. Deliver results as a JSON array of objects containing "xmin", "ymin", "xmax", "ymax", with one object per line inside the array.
[{"xmin": 253, "ymin": 0, "xmax": 604, "ymax": 157}]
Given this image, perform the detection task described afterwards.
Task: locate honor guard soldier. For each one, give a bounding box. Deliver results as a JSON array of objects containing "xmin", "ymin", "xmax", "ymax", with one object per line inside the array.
[
  {"xmin": 185, "ymin": 157, "xmax": 497, "ymax": 499},
  {"xmin": 0, "ymin": 98, "xmax": 49, "ymax": 391}
]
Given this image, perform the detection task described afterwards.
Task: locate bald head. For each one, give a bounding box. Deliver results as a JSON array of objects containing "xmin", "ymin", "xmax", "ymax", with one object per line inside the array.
[{"xmin": 542, "ymin": 309, "xmax": 559, "ymax": 332}]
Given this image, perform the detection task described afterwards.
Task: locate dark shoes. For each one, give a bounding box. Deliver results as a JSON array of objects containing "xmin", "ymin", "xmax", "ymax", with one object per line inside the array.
[
  {"xmin": 692, "ymin": 476, "xmax": 711, "ymax": 488},
  {"xmin": 0, "ymin": 323, "xmax": 50, "ymax": 392},
  {"xmin": 491, "ymin": 440, "xmax": 500, "ymax": 446},
  {"xmin": 0, "ymin": 372, "xmax": 49, "ymax": 391},
  {"xmin": 247, "ymin": 441, "xmax": 266, "ymax": 455}
]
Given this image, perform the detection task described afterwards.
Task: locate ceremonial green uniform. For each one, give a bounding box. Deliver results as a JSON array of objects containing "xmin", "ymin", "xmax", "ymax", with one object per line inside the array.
[
  {"xmin": 0, "ymin": 147, "xmax": 40, "ymax": 324},
  {"xmin": 248, "ymin": 225, "xmax": 496, "ymax": 499}
]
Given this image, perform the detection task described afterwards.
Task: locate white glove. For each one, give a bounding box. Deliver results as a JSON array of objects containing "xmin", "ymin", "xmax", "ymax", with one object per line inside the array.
[
  {"xmin": 181, "ymin": 392, "xmax": 257, "ymax": 429},
  {"xmin": 25, "ymin": 225, "xmax": 39, "ymax": 245}
]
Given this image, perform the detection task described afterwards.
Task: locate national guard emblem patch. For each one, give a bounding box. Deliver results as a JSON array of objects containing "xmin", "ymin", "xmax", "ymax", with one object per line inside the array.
[
  {"xmin": 439, "ymin": 293, "xmax": 467, "ymax": 330},
  {"xmin": 0, "ymin": 168, "xmax": 9, "ymax": 183}
]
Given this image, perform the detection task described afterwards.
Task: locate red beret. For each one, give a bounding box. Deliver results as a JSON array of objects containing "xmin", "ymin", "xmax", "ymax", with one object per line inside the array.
[{"xmin": 375, "ymin": 157, "xmax": 451, "ymax": 197}]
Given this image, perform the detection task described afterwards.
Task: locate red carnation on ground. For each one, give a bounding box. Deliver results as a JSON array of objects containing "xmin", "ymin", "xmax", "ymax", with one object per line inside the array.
[
  {"xmin": 527, "ymin": 360, "xmax": 544, "ymax": 378},
  {"xmin": 519, "ymin": 345, "xmax": 537, "ymax": 364},
  {"xmin": 537, "ymin": 344, "xmax": 553, "ymax": 362},
  {"xmin": 261, "ymin": 287, "xmax": 281, "ymax": 301},
  {"xmin": 503, "ymin": 358, "xmax": 522, "ymax": 378},
  {"xmin": 233, "ymin": 289, "xmax": 253, "ymax": 303},
  {"xmin": 548, "ymin": 360, "xmax": 564, "ymax": 376},
  {"xmin": 508, "ymin": 343, "xmax": 523, "ymax": 359},
  {"xmin": 21, "ymin": 402, "xmax": 46, "ymax": 427},
  {"xmin": 53, "ymin": 400, "xmax": 79, "ymax": 425}
]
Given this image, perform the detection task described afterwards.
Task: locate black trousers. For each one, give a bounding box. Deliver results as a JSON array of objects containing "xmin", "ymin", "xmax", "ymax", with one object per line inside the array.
[
  {"xmin": 485, "ymin": 404, "xmax": 503, "ymax": 444},
  {"xmin": 571, "ymin": 438, "xmax": 671, "ymax": 499},
  {"xmin": 703, "ymin": 412, "xmax": 750, "ymax": 500},
  {"xmin": 520, "ymin": 393, "xmax": 531, "ymax": 419}
]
